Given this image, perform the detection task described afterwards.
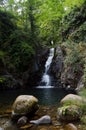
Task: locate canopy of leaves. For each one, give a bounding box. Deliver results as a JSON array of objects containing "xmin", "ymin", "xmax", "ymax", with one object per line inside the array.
[
  {"xmin": 0, "ymin": 10, "xmax": 35, "ymax": 74},
  {"xmin": 61, "ymin": 1, "xmax": 86, "ymax": 85}
]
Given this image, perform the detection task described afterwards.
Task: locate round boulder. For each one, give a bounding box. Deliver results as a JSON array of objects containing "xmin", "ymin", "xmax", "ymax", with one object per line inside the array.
[
  {"xmin": 57, "ymin": 105, "xmax": 81, "ymax": 121},
  {"xmin": 60, "ymin": 94, "xmax": 83, "ymax": 106},
  {"xmin": 12, "ymin": 95, "xmax": 39, "ymax": 118}
]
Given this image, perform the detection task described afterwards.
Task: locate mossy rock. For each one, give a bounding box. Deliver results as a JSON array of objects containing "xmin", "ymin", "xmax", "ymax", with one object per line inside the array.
[
  {"xmin": 12, "ymin": 95, "xmax": 39, "ymax": 119},
  {"xmin": 57, "ymin": 105, "xmax": 81, "ymax": 121},
  {"xmin": 60, "ymin": 94, "xmax": 84, "ymax": 106}
]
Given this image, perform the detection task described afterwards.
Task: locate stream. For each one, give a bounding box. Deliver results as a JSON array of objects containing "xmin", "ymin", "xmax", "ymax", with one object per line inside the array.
[{"xmin": 0, "ymin": 47, "xmax": 76, "ymax": 130}]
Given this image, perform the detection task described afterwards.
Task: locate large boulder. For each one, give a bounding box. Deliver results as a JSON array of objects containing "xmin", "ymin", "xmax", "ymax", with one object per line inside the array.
[
  {"xmin": 57, "ymin": 105, "xmax": 81, "ymax": 121},
  {"xmin": 12, "ymin": 95, "xmax": 39, "ymax": 119},
  {"xmin": 57, "ymin": 94, "xmax": 86, "ymax": 121},
  {"xmin": 60, "ymin": 94, "xmax": 83, "ymax": 106}
]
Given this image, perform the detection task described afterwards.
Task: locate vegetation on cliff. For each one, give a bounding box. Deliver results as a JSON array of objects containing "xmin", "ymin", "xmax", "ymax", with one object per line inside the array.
[
  {"xmin": 60, "ymin": 1, "xmax": 86, "ymax": 89},
  {"xmin": 0, "ymin": 0, "xmax": 86, "ymax": 89}
]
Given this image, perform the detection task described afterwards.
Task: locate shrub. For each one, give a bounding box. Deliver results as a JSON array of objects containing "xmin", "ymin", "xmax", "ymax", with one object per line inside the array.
[
  {"xmin": 64, "ymin": 41, "xmax": 85, "ymax": 70},
  {"xmin": 9, "ymin": 41, "xmax": 35, "ymax": 72}
]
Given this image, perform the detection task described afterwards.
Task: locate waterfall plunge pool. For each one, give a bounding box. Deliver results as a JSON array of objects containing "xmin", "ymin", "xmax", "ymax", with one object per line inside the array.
[
  {"xmin": 0, "ymin": 88, "xmax": 76, "ymax": 110},
  {"xmin": 0, "ymin": 47, "xmax": 75, "ymax": 109},
  {"xmin": 0, "ymin": 88, "xmax": 77, "ymax": 130}
]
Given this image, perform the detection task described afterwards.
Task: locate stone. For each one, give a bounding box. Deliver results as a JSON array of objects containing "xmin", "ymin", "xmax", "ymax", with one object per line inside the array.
[
  {"xmin": 20, "ymin": 124, "xmax": 33, "ymax": 129},
  {"xmin": 39, "ymin": 128, "xmax": 47, "ymax": 130},
  {"xmin": 76, "ymin": 76, "xmax": 84, "ymax": 91},
  {"xmin": 17, "ymin": 116, "xmax": 28, "ymax": 126},
  {"xmin": 12, "ymin": 95, "xmax": 39, "ymax": 118},
  {"xmin": 3, "ymin": 120, "xmax": 18, "ymax": 130},
  {"xmin": 0, "ymin": 128, "xmax": 4, "ymax": 130},
  {"xmin": 51, "ymin": 46, "xmax": 64, "ymax": 79},
  {"xmin": 64, "ymin": 123, "xmax": 77, "ymax": 130},
  {"xmin": 57, "ymin": 105, "xmax": 81, "ymax": 121},
  {"xmin": 30, "ymin": 115, "xmax": 52, "ymax": 125},
  {"xmin": 60, "ymin": 94, "xmax": 83, "ymax": 106}
]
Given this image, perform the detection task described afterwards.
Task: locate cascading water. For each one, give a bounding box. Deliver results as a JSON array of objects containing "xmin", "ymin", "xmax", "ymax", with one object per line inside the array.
[
  {"xmin": 37, "ymin": 47, "xmax": 54, "ymax": 88},
  {"xmin": 42, "ymin": 48, "xmax": 54, "ymax": 85}
]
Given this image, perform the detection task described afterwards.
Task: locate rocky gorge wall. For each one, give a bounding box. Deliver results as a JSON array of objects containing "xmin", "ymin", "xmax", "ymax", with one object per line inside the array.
[
  {"xmin": 51, "ymin": 46, "xmax": 85, "ymax": 90},
  {"xmin": 51, "ymin": 2, "xmax": 86, "ymax": 90}
]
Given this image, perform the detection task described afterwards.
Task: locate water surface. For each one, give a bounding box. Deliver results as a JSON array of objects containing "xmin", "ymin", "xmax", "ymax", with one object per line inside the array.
[{"xmin": 0, "ymin": 87, "xmax": 75, "ymax": 109}]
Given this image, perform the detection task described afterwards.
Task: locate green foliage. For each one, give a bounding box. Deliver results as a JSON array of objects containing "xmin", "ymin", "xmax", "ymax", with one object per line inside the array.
[
  {"xmin": 63, "ymin": 0, "xmax": 85, "ymax": 13},
  {"xmin": 62, "ymin": 1, "xmax": 86, "ymax": 41},
  {"xmin": 0, "ymin": 50, "xmax": 6, "ymax": 66},
  {"xmin": 81, "ymin": 115, "xmax": 86, "ymax": 126},
  {"xmin": 61, "ymin": 99, "xmax": 82, "ymax": 107},
  {"xmin": 63, "ymin": 41, "xmax": 85, "ymax": 69},
  {"xmin": 79, "ymin": 88, "xmax": 86, "ymax": 99},
  {"xmin": 0, "ymin": 9, "xmax": 36, "ymax": 74},
  {"xmin": 78, "ymin": 89, "xmax": 86, "ymax": 122},
  {"xmin": 9, "ymin": 41, "xmax": 35, "ymax": 71},
  {"xmin": 0, "ymin": 77, "xmax": 6, "ymax": 83},
  {"xmin": 34, "ymin": 0, "xmax": 65, "ymax": 44},
  {"xmin": 58, "ymin": 105, "xmax": 81, "ymax": 120},
  {"xmin": 83, "ymin": 64, "xmax": 86, "ymax": 83},
  {"xmin": 78, "ymin": 88, "xmax": 86, "ymax": 127},
  {"xmin": 0, "ymin": 50, "xmax": 5, "ymax": 59},
  {"xmin": 0, "ymin": 10, "xmax": 16, "ymax": 48},
  {"xmin": 60, "ymin": 1, "xmax": 86, "ymax": 93},
  {"xmin": 70, "ymin": 22, "xmax": 86, "ymax": 43}
]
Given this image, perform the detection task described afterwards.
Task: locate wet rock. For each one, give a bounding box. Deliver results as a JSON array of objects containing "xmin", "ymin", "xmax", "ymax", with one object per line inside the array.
[
  {"xmin": 61, "ymin": 65, "xmax": 83, "ymax": 89},
  {"xmin": 20, "ymin": 124, "xmax": 33, "ymax": 129},
  {"xmin": 51, "ymin": 46, "xmax": 64, "ymax": 79},
  {"xmin": 17, "ymin": 116, "xmax": 28, "ymax": 126},
  {"xmin": 30, "ymin": 115, "xmax": 52, "ymax": 125},
  {"xmin": 0, "ymin": 127, "xmax": 4, "ymax": 130},
  {"xmin": 51, "ymin": 46, "xmax": 63, "ymax": 86},
  {"xmin": 76, "ymin": 76, "xmax": 84, "ymax": 92},
  {"xmin": 64, "ymin": 123, "xmax": 77, "ymax": 130},
  {"xmin": 12, "ymin": 95, "xmax": 39, "ymax": 119},
  {"xmin": 57, "ymin": 105, "xmax": 81, "ymax": 121},
  {"xmin": 60, "ymin": 94, "xmax": 83, "ymax": 106},
  {"xmin": 39, "ymin": 128, "xmax": 47, "ymax": 130},
  {"xmin": 3, "ymin": 120, "xmax": 18, "ymax": 130}
]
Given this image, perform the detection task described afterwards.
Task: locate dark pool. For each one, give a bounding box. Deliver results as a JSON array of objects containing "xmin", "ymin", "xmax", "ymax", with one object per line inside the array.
[{"xmin": 0, "ymin": 87, "xmax": 76, "ymax": 109}]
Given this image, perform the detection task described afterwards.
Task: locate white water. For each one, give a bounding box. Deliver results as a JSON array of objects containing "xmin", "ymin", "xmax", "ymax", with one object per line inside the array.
[{"xmin": 37, "ymin": 48, "xmax": 54, "ymax": 88}]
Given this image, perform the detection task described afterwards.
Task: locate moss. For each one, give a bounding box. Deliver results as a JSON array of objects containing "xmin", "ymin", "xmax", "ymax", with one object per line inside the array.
[
  {"xmin": 0, "ymin": 77, "xmax": 6, "ymax": 83},
  {"xmin": 58, "ymin": 105, "xmax": 82, "ymax": 121}
]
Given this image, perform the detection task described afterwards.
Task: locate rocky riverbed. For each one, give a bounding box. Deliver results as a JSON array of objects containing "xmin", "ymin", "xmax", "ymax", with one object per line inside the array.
[{"xmin": 0, "ymin": 105, "xmax": 85, "ymax": 130}]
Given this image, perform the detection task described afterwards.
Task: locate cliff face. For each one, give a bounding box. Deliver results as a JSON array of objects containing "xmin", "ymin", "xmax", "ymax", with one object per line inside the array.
[
  {"xmin": 23, "ymin": 47, "xmax": 49, "ymax": 87},
  {"xmin": 52, "ymin": 2, "xmax": 86, "ymax": 90}
]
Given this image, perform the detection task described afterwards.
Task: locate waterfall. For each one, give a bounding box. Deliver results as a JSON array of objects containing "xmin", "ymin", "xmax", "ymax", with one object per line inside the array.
[{"xmin": 37, "ymin": 47, "xmax": 54, "ymax": 88}]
